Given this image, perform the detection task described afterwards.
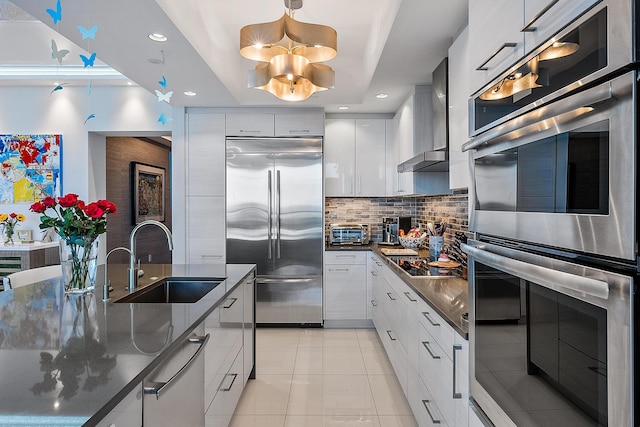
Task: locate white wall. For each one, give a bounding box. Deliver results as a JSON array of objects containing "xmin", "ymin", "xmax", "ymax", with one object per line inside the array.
[{"xmin": 0, "ymin": 84, "xmax": 170, "ymax": 250}]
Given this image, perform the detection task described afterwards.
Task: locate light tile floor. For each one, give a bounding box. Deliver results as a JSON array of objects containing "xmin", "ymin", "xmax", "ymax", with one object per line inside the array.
[{"xmin": 228, "ymin": 328, "xmax": 419, "ymax": 427}]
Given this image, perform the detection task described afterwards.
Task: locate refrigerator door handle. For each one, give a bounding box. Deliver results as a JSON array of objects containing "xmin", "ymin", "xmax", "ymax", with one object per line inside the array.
[
  {"xmin": 267, "ymin": 170, "xmax": 273, "ymax": 260},
  {"xmin": 276, "ymin": 169, "xmax": 281, "ymax": 259}
]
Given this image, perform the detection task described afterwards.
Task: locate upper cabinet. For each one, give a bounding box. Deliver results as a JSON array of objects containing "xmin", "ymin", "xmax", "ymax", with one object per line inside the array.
[
  {"xmin": 324, "ymin": 118, "xmax": 387, "ymax": 197},
  {"xmin": 187, "ymin": 113, "xmax": 226, "ymax": 197},
  {"xmin": 468, "ymin": 0, "xmax": 525, "ymax": 94},
  {"xmin": 448, "ymin": 27, "xmax": 470, "ymax": 190},
  {"xmin": 226, "ymin": 111, "xmax": 324, "ymax": 137}
]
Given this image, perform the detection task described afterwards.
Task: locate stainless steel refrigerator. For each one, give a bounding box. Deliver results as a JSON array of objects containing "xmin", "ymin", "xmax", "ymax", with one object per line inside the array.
[{"xmin": 226, "ymin": 137, "xmax": 323, "ymax": 325}]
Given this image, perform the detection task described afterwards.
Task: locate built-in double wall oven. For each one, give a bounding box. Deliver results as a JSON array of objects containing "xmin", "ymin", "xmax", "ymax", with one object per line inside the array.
[{"xmin": 462, "ymin": 1, "xmax": 637, "ymax": 426}]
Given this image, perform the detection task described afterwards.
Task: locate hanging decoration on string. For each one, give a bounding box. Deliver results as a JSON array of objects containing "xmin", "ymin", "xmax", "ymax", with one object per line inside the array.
[
  {"xmin": 49, "ymin": 83, "xmax": 67, "ymax": 97},
  {"xmin": 46, "ymin": 0, "xmax": 62, "ymax": 25},
  {"xmin": 155, "ymin": 50, "xmax": 172, "ymax": 125},
  {"xmin": 77, "ymin": 17, "xmax": 99, "ymax": 125}
]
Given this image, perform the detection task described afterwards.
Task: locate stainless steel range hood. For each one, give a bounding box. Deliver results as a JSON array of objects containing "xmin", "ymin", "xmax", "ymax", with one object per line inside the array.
[
  {"xmin": 397, "ymin": 150, "xmax": 448, "ymax": 172},
  {"xmin": 398, "ymin": 57, "xmax": 449, "ymax": 173}
]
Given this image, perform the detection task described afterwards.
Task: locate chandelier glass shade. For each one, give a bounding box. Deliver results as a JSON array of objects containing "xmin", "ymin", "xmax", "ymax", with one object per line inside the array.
[{"xmin": 240, "ymin": 9, "xmax": 337, "ymax": 101}]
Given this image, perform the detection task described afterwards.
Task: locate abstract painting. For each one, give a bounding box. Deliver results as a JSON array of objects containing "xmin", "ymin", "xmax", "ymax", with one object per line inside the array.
[
  {"xmin": 0, "ymin": 134, "xmax": 62, "ymax": 204},
  {"xmin": 132, "ymin": 162, "xmax": 165, "ymax": 224}
]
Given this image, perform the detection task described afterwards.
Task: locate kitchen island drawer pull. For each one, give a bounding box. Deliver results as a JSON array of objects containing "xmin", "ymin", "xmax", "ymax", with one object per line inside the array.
[
  {"xmin": 144, "ymin": 333, "xmax": 210, "ymax": 399},
  {"xmin": 422, "ymin": 341, "xmax": 441, "ymax": 359},
  {"xmin": 403, "ymin": 291, "xmax": 417, "ymax": 302},
  {"xmin": 422, "ymin": 399, "xmax": 442, "ymax": 424},
  {"xmin": 223, "ymin": 297, "xmax": 238, "ymax": 309},
  {"xmin": 520, "ymin": 0, "xmax": 559, "ymax": 32},
  {"xmin": 476, "ymin": 42, "xmax": 518, "ymax": 71},
  {"xmin": 386, "ymin": 292, "xmax": 396, "ymax": 301},
  {"xmin": 219, "ymin": 372, "xmax": 238, "ymax": 392},
  {"xmin": 422, "ymin": 311, "xmax": 440, "ymax": 326}
]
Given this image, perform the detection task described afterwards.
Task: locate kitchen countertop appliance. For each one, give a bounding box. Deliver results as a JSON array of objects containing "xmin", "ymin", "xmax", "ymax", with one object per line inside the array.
[
  {"xmin": 226, "ymin": 137, "xmax": 323, "ymax": 326},
  {"xmin": 329, "ymin": 223, "xmax": 369, "ymax": 245},
  {"xmin": 462, "ymin": 2, "xmax": 637, "ymax": 426},
  {"xmin": 381, "ymin": 216, "xmax": 411, "ymax": 245}
]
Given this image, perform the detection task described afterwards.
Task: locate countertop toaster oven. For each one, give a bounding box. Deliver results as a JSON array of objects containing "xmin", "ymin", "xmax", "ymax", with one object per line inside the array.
[{"xmin": 329, "ymin": 223, "xmax": 370, "ymax": 245}]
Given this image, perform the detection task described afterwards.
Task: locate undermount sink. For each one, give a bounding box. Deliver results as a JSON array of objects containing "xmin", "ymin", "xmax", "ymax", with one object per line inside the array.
[{"xmin": 114, "ymin": 277, "xmax": 224, "ymax": 303}]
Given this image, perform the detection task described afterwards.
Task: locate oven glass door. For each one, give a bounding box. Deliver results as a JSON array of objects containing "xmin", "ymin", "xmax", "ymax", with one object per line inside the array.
[{"xmin": 465, "ymin": 240, "xmax": 632, "ymax": 427}]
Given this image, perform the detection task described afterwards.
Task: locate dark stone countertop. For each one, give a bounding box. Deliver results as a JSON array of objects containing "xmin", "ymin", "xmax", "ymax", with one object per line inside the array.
[{"xmin": 0, "ymin": 263, "xmax": 255, "ymax": 427}]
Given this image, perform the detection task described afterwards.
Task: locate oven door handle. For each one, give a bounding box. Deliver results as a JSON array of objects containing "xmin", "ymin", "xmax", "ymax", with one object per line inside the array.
[
  {"xmin": 462, "ymin": 79, "xmax": 612, "ymax": 152},
  {"xmin": 462, "ymin": 243, "xmax": 609, "ymax": 299}
]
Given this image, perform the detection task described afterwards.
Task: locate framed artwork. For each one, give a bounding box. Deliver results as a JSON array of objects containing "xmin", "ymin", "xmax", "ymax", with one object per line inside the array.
[
  {"xmin": 17, "ymin": 229, "xmax": 32, "ymax": 242},
  {"xmin": 0, "ymin": 134, "xmax": 62, "ymax": 204},
  {"xmin": 131, "ymin": 162, "xmax": 165, "ymax": 224}
]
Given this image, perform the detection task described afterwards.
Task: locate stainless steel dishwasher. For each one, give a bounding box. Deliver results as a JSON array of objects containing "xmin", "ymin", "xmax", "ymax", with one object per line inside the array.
[{"xmin": 143, "ymin": 324, "xmax": 208, "ymax": 426}]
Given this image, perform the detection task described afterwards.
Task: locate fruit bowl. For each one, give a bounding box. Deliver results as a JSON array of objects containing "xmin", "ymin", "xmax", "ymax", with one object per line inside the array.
[{"xmin": 398, "ymin": 235, "xmax": 427, "ymax": 250}]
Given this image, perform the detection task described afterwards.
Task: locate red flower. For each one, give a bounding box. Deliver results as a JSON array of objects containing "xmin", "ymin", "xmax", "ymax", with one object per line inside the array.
[
  {"xmin": 58, "ymin": 193, "xmax": 79, "ymax": 208},
  {"xmin": 9, "ymin": 213, "xmax": 16, "ymax": 218},
  {"xmin": 30, "ymin": 202, "xmax": 46, "ymax": 213},
  {"xmin": 83, "ymin": 203, "xmax": 104, "ymax": 219},
  {"xmin": 42, "ymin": 196, "xmax": 56, "ymax": 208},
  {"xmin": 97, "ymin": 200, "xmax": 117, "ymax": 214}
]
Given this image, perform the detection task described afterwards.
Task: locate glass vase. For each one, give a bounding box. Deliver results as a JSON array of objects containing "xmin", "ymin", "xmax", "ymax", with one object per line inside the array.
[
  {"xmin": 59, "ymin": 237, "xmax": 99, "ymax": 294},
  {"xmin": 4, "ymin": 225, "xmax": 14, "ymax": 245}
]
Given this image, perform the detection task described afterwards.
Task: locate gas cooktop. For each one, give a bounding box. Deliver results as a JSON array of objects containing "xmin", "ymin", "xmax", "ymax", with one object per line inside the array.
[{"xmin": 386, "ymin": 256, "xmax": 457, "ymax": 277}]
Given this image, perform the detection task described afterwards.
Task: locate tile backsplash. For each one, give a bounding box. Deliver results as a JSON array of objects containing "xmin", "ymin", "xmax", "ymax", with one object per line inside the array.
[{"xmin": 325, "ymin": 190, "xmax": 469, "ymax": 253}]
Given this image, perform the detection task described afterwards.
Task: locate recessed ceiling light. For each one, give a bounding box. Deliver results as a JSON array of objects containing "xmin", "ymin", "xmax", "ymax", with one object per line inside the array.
[
  {"xmin": 184, "ymin": 91, "xmax": 197, "ymax": 96},
  {"xmin": 375, "ymin": 93, "xmax": 389, "ymax": 99},
  {"xmin": 338, "ymin": 106, "xmax": 349, "ymax": 110},
  {"xmin": 148, "ymin": 33, "xmax": 168, "ymax": 42},
  {"xmin": 127, "ymin": 81, "xmax": 133, "ymax": 85}
]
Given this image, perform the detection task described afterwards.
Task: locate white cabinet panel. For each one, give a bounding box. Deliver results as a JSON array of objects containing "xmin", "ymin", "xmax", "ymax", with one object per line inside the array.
[
  {"xmin": 468, "ymin": 0, "xmax": 525, "ymax": 94},
  {"xmin": 275, "ymin": 112, "xmax": 324, "ymax": 136},
  {"xmin": 324, "ymin": 119, "xmax": 355, "ymax": 196},
  {"xmin": 324, "ymin": 263, "xmax": 367, "ymax": 320},
  {"xmin": 187, "ymin": 113, "xmax": 226, "ymax": 196},
  {"xmin": 325, "ymin": 251, "xmax": 366, "ymax": 265},
  {"xmin": 385, "ymin": 119, "xmax": 397, "ymax": 195},
  {"xmin": 395, "ymin": 95, "xmax": 415, "ymax": 195},
  {"xmin": 187, "ymin": 196, "xmax": 225, "ymax": 264},
  {"xmin": 448, "ymin": 27, "xmax": 470, "ymax": 190},
  {"xmin": 95, "ymin": 384, "xmax": 142, "ymax": 427},
  {"xmin": 225, "ymin": 113, "xmax": 274, "ymax": 136},
  {"xmin": 355, "ymin": 119, "xmax": 387, "ymax": 196}
]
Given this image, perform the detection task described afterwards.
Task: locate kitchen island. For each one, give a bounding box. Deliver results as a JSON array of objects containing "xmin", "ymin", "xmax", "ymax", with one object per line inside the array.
[{"xmin": 0, "ymin": 263, "xmax": 256, "ymax": 426}]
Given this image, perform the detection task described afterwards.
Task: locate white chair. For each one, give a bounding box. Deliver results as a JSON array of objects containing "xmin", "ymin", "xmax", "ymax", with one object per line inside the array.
[{"xmin": 3, "ymin": 265, "xmax": 62, "ymax": 290}]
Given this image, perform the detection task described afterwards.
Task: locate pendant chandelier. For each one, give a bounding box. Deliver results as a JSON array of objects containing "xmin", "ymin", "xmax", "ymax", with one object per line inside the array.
[{"xmin": 240, "ymin": 0, "xmax": 337, "ymax": 101}]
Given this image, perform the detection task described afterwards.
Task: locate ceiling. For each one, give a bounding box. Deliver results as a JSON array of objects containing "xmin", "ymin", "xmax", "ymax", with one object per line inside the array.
[{"xmin": 5, "ymin": 0, "xmax": 467, "ymax": 114}]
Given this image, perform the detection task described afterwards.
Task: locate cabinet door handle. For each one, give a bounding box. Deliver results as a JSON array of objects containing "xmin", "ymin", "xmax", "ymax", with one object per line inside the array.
[
  {"xmin": 375, "ymin": 261, "xmax": 383, "ymax": 267},
  {"xmin": 223, "ymin": 297, "xmax": 238, "ymax": 309},
  {"xmin": 336, "ymin": 254, "xmax": 356, "ymax": 258},
  {"xmin": 386, "ymin": 292, "xmax": 396, "ymax": 301},
  {"xmin": 386, "ymin": 330, "xmax": 397, "ymax": 341},
  {"xmin": 476, "ymin": 42, "xmax": 518, "ymax": 71},
  {"xmin": 422, "ymin": 311, "xmax": 440, "ymax": 326},
  {"xmin": 453, "ymin": 344, "xmax": 463, "ymax": 399},
  {"xmin": 422, "ymin": 400, "xmax": 442, "ymax": 424},
  {"xmin": 370, "ymin": 271, "xmax": 378, "ymax": 276},
  {"xmin": 144, "ymin": 334, "xmax": 210, "ymax": 399},
  {"xmin": 403, "ymin": 291, "xmax": 417, "ymax": 302},
  {"xmin": 371, "ymin": 299, "xmax": 377, "ymax": 307},
  {"xmin": 219, "ymin": 372, "xmax": 238, "ymax": 391},
  {"xmin": 288, "ymin": 129, "xmax": 310, "ymax": 133},
  {"xmin": 422, "ymin": 341, "xmax": 441, "ymax": 359},
  {"xmin": 329, "ymin": 268, "xmax": 350, "ymax": 272},
  {"xmin": 521, "ymin": 0, "xmax": 560, "ymax": 32},
  {"xmin": 239, "ymin": 129, "xmax": 261, "ymax": 133}
]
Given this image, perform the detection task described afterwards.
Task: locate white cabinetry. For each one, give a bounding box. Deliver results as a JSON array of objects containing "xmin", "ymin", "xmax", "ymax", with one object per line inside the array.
[
  {"xmin": 371, "ymin": 251, "xmax": 470, "ymax": 426},
  {"xmin": 468, "ymin": 0, "xmax": 524, "ymax": 93},
  {"xmin": 275, "ymin": 112, "xmax": 324, "ymax": 136},
  {"xmin": 448, "ymin": 27, "xmax": 470, "ymax": 190},
  {"xmin": 324, "ymin": 251, "xmax": 367, "ymax": 320},
  {"xmin": 226, "ymin": 111, "xmax": 324, "ymax": 137},
  {"xmin": 186, "ymin": 113, "xmax": 226, "ymax": 265},
  {"xmin": 324, "ymin": 119, "xmax": 387, "ymax": 197},
  {"xmin": 225, "ymin": 113, "xmax": 274, "ymax": 136}
]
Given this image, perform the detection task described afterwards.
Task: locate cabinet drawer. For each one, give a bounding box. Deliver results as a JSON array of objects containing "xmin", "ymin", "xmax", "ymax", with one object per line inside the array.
[
  {"xmin": 324, "ymin": 251, "xmax": 366, "ymax": 265},
  {"xmin": 408, "ymin": 373, "xmax": 449, "ymax": 427},
  {"xmin": 417, "ymin": 298, "xmax": 455, "ymax": 360},
  {"xmin": 376, "ymin": 310, "xmax": 408, "ymax": 394},
  {"xmin": 225, "ymin": 113, "xmax": 274, "ymax": 136},
  {"xmin": 275, "ymin": 112, "xmax": 324, "ymax": 136},
  {"xmin": 418, "ymin": 324, "xmax": 455, "ymax": 426},
  {"xmin": 205, "ymin": 348, "xmax": 243, "ymax": 425},
  {"xmin": 324, "ymin": 264, "xmax": 367, "ymax": 320}
]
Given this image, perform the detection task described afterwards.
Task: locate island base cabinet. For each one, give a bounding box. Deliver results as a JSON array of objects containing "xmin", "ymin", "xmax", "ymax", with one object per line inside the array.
[{"xmin": 95, "ymin": 384, "xmax": 142, "ymax": 427}]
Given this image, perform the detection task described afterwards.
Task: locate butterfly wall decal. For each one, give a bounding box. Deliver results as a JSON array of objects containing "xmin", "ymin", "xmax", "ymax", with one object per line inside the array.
[
  {"xmin": 46, "ymin": 0, "xmax": 62, "ymax": 24},
  {"xmin": 157, "ymin": 113, "xmax": 173, "ymax": 125},
  {"xmin": 80, "ymin": 52, "xmax": 97, "ymax": 68},
  {"xmin": 78, "ymin": 25, "xmax": 99, "ymax": 40},
  {"xmin": 158, "ymin": 75, "xmax": 167, "ymax": 89},
  {"xmin": 155, "ymin": 90, "xmax": 173, "ymax": 103},
  {"xmin": 84, "ymin": 113, "xmax": 96, "ymax": 124},
  {"xmin": 49, "ymin": 83, "xmax": 67, "ymax": 96},
  {"xmin": 51, "ymin": 39, "xmax": 69, "ymax": 65}
]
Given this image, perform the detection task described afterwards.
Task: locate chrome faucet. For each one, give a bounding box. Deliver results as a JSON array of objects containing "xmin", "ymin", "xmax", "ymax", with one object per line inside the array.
[
  {"xmin": 103, "ymin": 246, "xmax": 135, "ymax": 301},
  {"xmin": 129, "ymin": 220, "xmax": 174, "ymax": 292}
]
